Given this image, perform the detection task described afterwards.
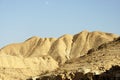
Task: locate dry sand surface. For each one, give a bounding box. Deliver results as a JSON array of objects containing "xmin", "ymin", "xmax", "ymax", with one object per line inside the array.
[{"xmin": 0, "ymin": 31, "xmax": 119, "ymax": 80}]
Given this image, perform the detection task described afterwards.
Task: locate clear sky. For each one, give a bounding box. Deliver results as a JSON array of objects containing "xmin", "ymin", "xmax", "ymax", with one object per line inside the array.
[{"xmin": 0, "ymin": 0, "xmax": 120, "ymax": 48}]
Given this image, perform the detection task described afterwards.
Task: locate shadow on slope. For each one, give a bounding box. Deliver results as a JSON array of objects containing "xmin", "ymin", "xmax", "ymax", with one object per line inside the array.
[{"xmin": 27, "ymin": 65, "xmax": 120, "ymax": 80}]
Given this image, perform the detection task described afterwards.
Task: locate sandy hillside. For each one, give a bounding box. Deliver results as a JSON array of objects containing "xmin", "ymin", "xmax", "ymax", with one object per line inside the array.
[
  {"xmin": 33, "ymin": 36, "xmax": 120, "ymax": 80},
  {"xmin": 0, "ymin": 31, "xmax": 119, "ymax": 80}
]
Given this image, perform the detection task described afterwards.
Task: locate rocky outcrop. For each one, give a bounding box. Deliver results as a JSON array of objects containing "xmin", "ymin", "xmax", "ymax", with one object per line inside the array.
[
  {"xmin": 29, "ymin": 65, "xmax": 120, "ymax": 80},
  {"xmin": 0, "ymin": 31, "xmax": 119, "ymax": 80},
  {"xmin": 0, "ymin": 31, "xmax": 118, "ymax": 63}
]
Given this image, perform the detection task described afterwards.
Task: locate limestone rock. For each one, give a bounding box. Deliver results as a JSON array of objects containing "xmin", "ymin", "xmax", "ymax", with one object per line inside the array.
[{"xmin": 0, "ymin": 31, "xmax": 119, "ymax": 80}]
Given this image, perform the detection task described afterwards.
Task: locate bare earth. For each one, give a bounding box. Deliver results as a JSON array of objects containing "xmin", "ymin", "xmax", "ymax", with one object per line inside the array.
[{"xmin": 0, "ymin": 31, "xmax": 119, "ymax": 80}]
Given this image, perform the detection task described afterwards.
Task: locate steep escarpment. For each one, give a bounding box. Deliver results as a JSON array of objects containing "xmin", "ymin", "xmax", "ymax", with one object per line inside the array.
[
  {"xmin": 30, "ymin": 37, "xmax": 120, "ymax": 80},
  {"xmin": 70, "ymin": 31, "xmax": 118, "ymax": 58},
  {"xmin": 0, "ymin": 31, "xmax": 118, "ymax": 63},
  {"xmin": 61, "ymin": 36, "xmax": 120, "ymax": 73},
  {"xmin": 48, "ymin": 34, "xmax": 73, "ymax": 64},
  {"xmin": 0, "ymin": 31, "xmax": 119, "ymax": 80},
  {"xmin": 0, "ymin": 37, "xmax": 57, "ymax": 57}
]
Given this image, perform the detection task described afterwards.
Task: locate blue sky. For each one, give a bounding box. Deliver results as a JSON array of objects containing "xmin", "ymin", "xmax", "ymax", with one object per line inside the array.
[{"xmin": 0, "ymin": 0, "xmax": 120, "ymax": 48}]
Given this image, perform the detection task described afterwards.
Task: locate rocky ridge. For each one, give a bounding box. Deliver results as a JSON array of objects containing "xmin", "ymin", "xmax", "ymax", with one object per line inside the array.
[
  {"xmin": 0, "ymin": 30, "xmax": 119, "ymax": 80},
  {"xmin": 29, "ymin": 37, "xmax": 120, "ymax": 80}
]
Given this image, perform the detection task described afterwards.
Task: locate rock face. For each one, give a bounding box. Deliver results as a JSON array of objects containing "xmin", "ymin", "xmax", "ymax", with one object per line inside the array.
[
  {"xmin": 30, "ymin": 37, "xmax": 120, "ymax": 80},
  {"xmin": 61, "ymin": 36, "xmax": 120, "ymax": 72},
  {"xmin": 0, "ymin": 31, "xmax": 119, "ymax": 80},
  {"xmin": 35, "ymin": 65, "xmax": 120, "ymax": 80}
]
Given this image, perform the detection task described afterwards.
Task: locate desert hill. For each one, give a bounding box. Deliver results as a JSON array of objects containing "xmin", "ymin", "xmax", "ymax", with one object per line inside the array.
[
  {"xmin": 0, "ymin": 31, "xmax": 119, "ymax": 80},
  {"xmin": 60, "ymin": 36, "xmax": 120, "ymax": 73},
  {"xmin": 0, "ymin": 31, "xmax": 118, "ymax": 63},
  {"xmin": 31, "ymin": 36, "xmax": 120, "ymax": 80}
]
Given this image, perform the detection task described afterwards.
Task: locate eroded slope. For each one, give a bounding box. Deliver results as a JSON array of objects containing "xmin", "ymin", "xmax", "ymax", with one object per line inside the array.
[{"xmin": 0, "ymin": 31, "xmax": 119, "ymax": 80}]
